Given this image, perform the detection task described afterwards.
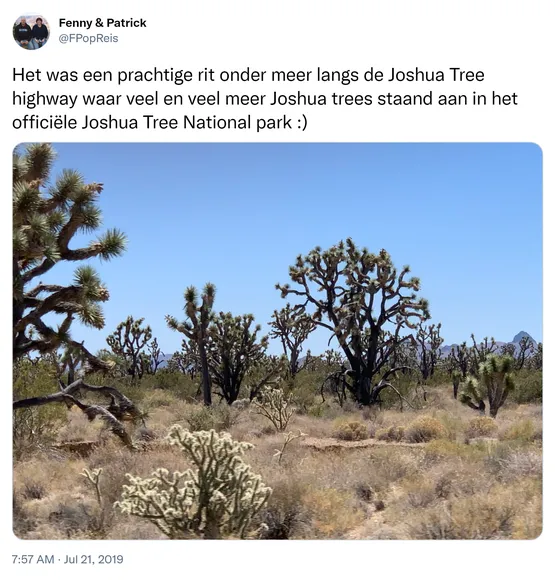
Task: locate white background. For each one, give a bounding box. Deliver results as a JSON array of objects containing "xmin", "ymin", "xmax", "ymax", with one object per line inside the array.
[{"xmin": 2, "ymin": 1, "xmax": 551, "ymax": 578}]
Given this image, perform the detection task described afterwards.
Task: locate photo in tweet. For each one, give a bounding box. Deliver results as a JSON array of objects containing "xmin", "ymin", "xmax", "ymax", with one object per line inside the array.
[{"xmin": 12, "ymin": 142, "xmax": 542, "ymax": 541}]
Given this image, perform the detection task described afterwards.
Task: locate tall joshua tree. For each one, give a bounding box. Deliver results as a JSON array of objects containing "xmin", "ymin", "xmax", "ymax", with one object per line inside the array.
[
  {"xmin": 269, "ymin": 303, "xmax": 315, "ymax": 377},
  {"xmin": 12, "ymin": 144, "xmax": 140, "ymax": 448},
  {"xmin": 166, "ymin": 283, "xmax": 215, "ymax": 406},
  {"xmin": 277, "ymin": 239, "xmax": 430, "ymax": 406},
  {"xmin": 206, "ymin": 312, "xmax": 272, "ymax": 404},
  {"xmin": 13, "ymin": 143, "xmax": 126, "ymax": 368}
]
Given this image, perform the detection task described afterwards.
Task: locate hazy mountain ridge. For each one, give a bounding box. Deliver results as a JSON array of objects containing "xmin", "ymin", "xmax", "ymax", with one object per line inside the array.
[{"xmin": 440, "ymin": 331, "xmax": 537, "ymax": 357}]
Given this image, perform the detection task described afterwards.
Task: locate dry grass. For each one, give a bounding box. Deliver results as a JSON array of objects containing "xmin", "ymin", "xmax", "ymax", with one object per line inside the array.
[{"xmin": 13, "ymin": 385, "xmax": 542, "ymax": 540}]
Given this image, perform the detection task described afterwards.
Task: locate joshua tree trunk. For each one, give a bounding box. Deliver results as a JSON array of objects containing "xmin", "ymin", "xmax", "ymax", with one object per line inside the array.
[{"xmin": 199, "ymin": 344, "xmax": 212, "ymax": 406}]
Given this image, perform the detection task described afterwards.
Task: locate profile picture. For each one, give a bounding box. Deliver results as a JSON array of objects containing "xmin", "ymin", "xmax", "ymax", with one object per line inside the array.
[{"xmin": 13, "ymin": 15, "xmax": 49, "ymax": 50}]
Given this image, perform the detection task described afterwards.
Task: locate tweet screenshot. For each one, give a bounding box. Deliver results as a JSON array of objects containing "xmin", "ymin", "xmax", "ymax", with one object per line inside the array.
[{"xmin": 3, "ymin": 1, "xmax": 551, "ymax": 578}]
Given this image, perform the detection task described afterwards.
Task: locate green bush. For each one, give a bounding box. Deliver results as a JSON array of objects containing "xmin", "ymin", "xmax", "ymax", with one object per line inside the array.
[
  {"xmin": 13, "ymin": 359, "xmax": 64, "ymax": 460},
  {"xmin": 184, "ymin": 404, "xmax": 240, "ymax": 432},
  {"xmin": 510, "ymin": 371, "xmax": 542, "ymax": 404}
]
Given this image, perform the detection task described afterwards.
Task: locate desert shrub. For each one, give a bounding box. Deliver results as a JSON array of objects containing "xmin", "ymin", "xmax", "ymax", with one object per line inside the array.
[
  {"xmin": 138, "ymin": 371, "xmax": 200, "ymax": 400},
  {"xmin": 257, "ymin": 478, "xmax": 310, "ymax": 539},
  {"xmin": 252, "ymin": 387, "xmax": 294, "ymax": 431},
  {"xmin": 47, "ymin": 498, "xmax": 102, "ymax": 538},
  {"xmin": 13, "ymin": 359, "xmax": 64, "ymax": 460},
  {"xmin": 307, "ymin": 403, "xmax": 326, "ymax": 417},
  {"xmin": 424, "ymin": 439, "xmax": 482, "ymax": 461},
  {"xmin": 375, "ymin": 425, "xmax": 405, "ymax": 442},
  {"xmin": 465, "ymin": 416, "xmax": 498, "ymax": 439},
  {"xmin": 13, "ymin": 408, "xmax": 59, "ymax": 461},
  {"xmin": 13, "ymin": 492, "xmax": 37, "ymax": 537},
  {"xmin": 140, "ymin": 389, "xmax": 179, "ymax": 409},
  {"xmin": 231, "ymin": 398, "xmax": 251, "ymax": 410},
  {"xmin": 408, "ymin": 482, "xmax": 535, "ymax": 539},
  {"xmin": 22, "ymin": 481, "xmax": 48, "ymax": 500},
  {"xmin": 354, "ymin": 482, "xmax": 375, "ymax": 502},
  {"xmin": 184, "ymin": 404, "xmax": 241, "ymax": 432},
  {"xmin": 500, "ymin": 450, "xmax": 542, "ymax": 482},
  {"xmin": 333, "ymin": 419, "xmax": 368, "ymax": 441},
  {"xmin": 116, "ymin": 427, "xmax": 272, "ymax": 539},
  {"xmin": 302, "ymin": 487, "xmax": 365, "ymax": 538},
  {"xmin": 404, "ymin": 480, "xmax": 438, "ymax": 509},
  {"xmin": 510, "ymin": 370, "xmax": 542, "ymax": 404},
  {"xmin": 500, "ymin": 419, "xmax": 541, "ymax": 443},
  {"xmin": 289, "ymin": 378, "xmax": 319, "ymax": 414},
  {"xmin": 405, "ymin": 416, "xmax": 448, "ymax": 443}
]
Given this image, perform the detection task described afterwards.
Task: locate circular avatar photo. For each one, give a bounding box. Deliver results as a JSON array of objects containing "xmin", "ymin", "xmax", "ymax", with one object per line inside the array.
[{"xmin": 13, "ymin": 15, "xmax": 50, "ymax": 50}]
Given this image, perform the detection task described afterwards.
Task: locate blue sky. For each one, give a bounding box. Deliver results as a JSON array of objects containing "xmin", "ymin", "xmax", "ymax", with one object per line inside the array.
[{"xmin": 38, "ymin": 143, "xmax": 542, "ymax": 356}]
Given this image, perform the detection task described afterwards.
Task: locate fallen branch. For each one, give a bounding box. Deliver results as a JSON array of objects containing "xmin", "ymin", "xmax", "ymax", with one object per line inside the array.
[{"xmin": 13, "ymin": 379, "xmax": 141, "ymax": 449}]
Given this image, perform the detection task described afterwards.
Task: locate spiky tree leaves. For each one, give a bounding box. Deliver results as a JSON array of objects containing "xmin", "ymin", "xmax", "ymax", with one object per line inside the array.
[
  {"xmin": 166, "ymin": 283, "xmax": 216, "ymax": 406},
  {"xmin": 276, "ymin": 239, "xmax": 430, "ymax": 406},
  {"xmin": 269, "ymin": 303, "xmax": 315, "ymax": 377},
  {"xmin": 13, "ymin": 144, "xmax": 126, "ymax": 368},
  {"xmin": 460, "ymin": 354, "xmax": 516, "ymax": 418},
  {"xmin": 106, "ymin": 316, "xmax": 153, "ymax": 379},
  {"xmin": 469, "ymin": 334, "xmax": 497, "ymax": 376}
]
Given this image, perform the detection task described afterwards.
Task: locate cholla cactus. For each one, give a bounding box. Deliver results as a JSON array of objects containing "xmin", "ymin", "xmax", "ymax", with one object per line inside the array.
[
  {"xmin": 115, "ymin": 427, "xmax": 271, "ymax": 539},
  {"xmin": 252, "ymin": 386, "xmax": 294, "ymax": 431}
]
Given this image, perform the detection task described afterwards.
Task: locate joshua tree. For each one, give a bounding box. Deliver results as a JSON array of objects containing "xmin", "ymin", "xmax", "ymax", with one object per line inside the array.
[
  {"xmin": 206, "ymin": 312, "xmax": 271, "ymax": 404},
  {"xmin": 13, "ymin": 143, "xmax": 126, "ymax": 368},
  {"xmin": 276, "ymin": 239, "xmax": 430, "ymax": 406},
  {"xmin": 166, "ymin": 283, "xmax": 216, "ymax": 406},
  {"xmin": 147, "ymin": 338, "xmax": 163, "ymax": 374},
  {"xmin": 415, "ymin": 322, "xmax": 444, "ymax": 380},
  {"xmin": 269, "ymin": 304, "xmax": 315, "ymax": 377},
  {"xmin": 460, "ymin": 354, "xmax": 515, "ymax": 418},
  {"xmin": 12, "ymin": 144, "xmax": 145, "ymax": 448},
  {"xmin": 54, "ymin": 344, "xmax": 88, "ymax": 386},
  {"xmin": 514, "ymin": 335, "xmax": 536, "ymax": 370},
  {"xmin": 448, "ymin": 342, "xmax": 471, "ymax": 378},
  {"xmin": 527, "ymin": 342, "xmax": 542, "ymax": 371},
  {"xmin": 469, "ymin": 334, "xmax": 497, "ymax": 376},
  {"xmin": 246, "ymin": 354, "xmax": 287, "ymax": 401},
  {"xmin": 167, "ymin": 339, "xmax": 200, "ymax": 379},
  {"xmin": 106, "ymin": 316, "xmax": 153, "ymax": 379}
]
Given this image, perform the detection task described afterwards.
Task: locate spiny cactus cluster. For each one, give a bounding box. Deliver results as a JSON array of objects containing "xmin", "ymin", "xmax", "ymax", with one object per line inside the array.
[
  {"xmin": 253, "ymin": 386, "xmax": 294, "ymax": 431},
  {"xmin": 116, "ymin": 427, "xmax": 271, "ymax": 539}
]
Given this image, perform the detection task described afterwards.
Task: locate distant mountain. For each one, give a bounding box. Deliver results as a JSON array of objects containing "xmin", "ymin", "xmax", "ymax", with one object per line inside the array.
[{"xmin": 440, "ymin": 331, "xmax": 537, "ymax": 357}]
